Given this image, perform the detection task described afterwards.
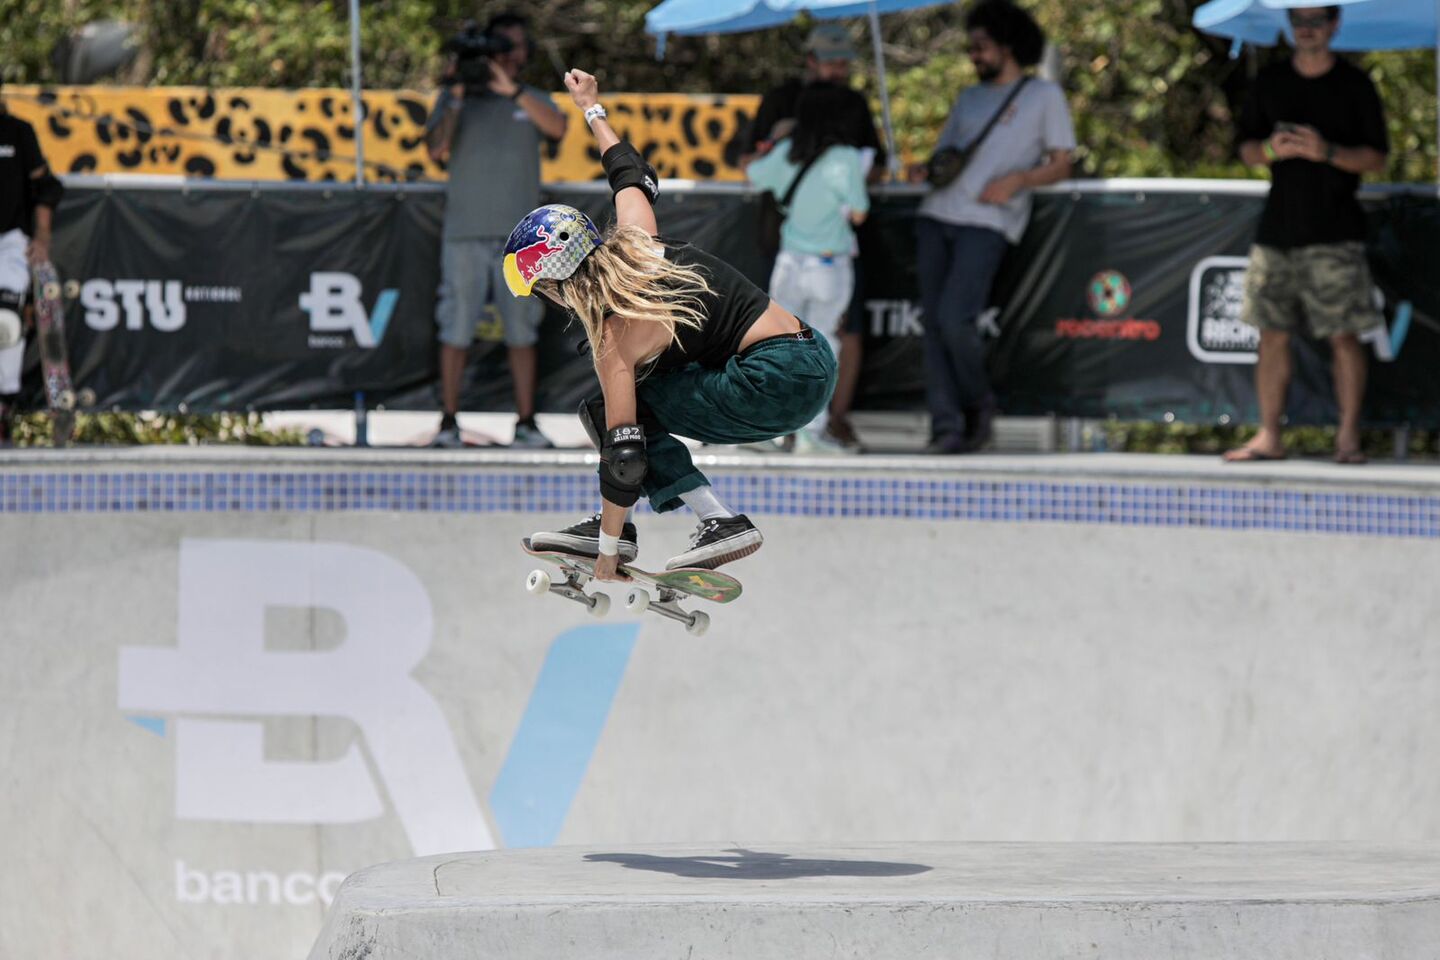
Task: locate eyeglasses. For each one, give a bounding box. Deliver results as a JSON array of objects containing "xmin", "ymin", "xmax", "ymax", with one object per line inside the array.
[{"xmin": 1289, "ymin": 13, "xmax": 1332, "ymax": 29}]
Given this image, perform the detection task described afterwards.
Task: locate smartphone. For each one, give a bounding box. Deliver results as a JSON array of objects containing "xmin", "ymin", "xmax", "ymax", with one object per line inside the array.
[{"xmin": 1274, "ymin": 122, "xmax": 1301, "ymax": 134}]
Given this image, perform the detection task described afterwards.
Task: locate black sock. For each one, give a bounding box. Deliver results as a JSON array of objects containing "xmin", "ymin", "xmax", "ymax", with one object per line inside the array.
[{"xmin": 440, "ymin": 412, "xmax": 458, "ymax": 430}]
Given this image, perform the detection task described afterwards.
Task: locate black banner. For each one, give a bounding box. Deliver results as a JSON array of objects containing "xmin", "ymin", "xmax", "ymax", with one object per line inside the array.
[{"xmin": 31, "ymin": 182, "xmax": 1440, "ymax": 425}]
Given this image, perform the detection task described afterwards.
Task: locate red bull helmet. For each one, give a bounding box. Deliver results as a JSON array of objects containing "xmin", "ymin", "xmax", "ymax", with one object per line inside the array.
[{"xmin": 502, "ymin": 204, "xmax": 603, "ymax": 297}]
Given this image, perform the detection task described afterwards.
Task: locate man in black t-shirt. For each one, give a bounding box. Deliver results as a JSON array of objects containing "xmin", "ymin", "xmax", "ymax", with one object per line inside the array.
[
  {"xmin": 1224, "ymin": 5, "xmax": 1388, "ymax": 465},
  {"xmin": 741, "ymin": 25, "xmax": 886, "ymax": 179},
  {"xmin": 0, "ymin": 90, "xmax": 64, "ymax": 443}
]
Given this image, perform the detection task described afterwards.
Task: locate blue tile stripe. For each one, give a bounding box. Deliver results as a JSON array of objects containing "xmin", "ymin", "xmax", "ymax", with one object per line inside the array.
[{"xmin": 0, "ymin": 470, "xmax": 1436, "ymax": 539}]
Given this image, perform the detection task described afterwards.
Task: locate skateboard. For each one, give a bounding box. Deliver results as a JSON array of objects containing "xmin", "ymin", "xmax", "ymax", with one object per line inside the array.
[
  {"xmin": 31, "ymin": 260, "xmax": 93, "ymax": 446},
  {"xmin": 521, "ymin": 538, "xmax": 742, "ymax": 636}
]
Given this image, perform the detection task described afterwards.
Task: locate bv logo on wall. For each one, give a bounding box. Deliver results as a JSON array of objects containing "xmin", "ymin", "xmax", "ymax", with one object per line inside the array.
[
  {"xmin": 116, "ymin": 539, "xmax": 637, "ymax": 906},
  {"xmin": 299, "ymin": 272, "xmax": 399, "ymax": 348}
]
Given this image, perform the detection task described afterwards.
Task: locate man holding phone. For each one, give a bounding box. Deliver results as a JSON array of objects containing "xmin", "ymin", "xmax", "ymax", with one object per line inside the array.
[{"xmin": 1226, "ymin": 4, "xmax": 1388, "ymax": 464}]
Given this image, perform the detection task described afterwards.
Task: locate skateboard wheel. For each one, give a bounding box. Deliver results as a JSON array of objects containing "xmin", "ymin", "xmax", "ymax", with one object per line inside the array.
[
  {"xmin": 526, "ymin": 569, "xmax": 551, "ymax": 595},
  {"xmin": 77, "ymin": 388, "xmax": 97, "ymax": 407},
  {"xmin": 56, "ymin": 389, "xmax": 76, "ymax": 411},
  {"xmin": 686, "ymin": 610, "xmax": 711, "ymax": 636},
  {"xmin": 624, "ymin": 587, "xmax": 651, "ymax": 613},
  {"xmin": 588, "ymin": 592, "xmax": 611, "ymax": 617}
]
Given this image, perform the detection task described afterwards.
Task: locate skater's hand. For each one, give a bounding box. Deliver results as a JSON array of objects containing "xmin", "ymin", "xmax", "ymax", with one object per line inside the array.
[
  {"xmin": 564, "ymin": 69, "xmax": 599, "ymax": 110},
  {"xmin": 592, "ymin": 552, "xmax": 626, "ymax": 581}
]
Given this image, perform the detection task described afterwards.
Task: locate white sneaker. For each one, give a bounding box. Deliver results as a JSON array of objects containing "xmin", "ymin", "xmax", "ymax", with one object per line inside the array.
[{"xmin": 793, "ymin": 427, "xmax": 850, "ymax": 455}]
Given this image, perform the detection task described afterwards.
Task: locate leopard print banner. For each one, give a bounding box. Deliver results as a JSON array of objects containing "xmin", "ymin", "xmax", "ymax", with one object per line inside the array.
[{"xmin": 3, "ymin": 85, "xmax": 760, "ymax": 183}]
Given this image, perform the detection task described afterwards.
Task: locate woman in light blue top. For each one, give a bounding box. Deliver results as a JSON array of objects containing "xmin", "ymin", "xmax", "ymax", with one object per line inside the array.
[{"xmin": 747, "ymin": 84, "xmax": 870, "ymax": 452}]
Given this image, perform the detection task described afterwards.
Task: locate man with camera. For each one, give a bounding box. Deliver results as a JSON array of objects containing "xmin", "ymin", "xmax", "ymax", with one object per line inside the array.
[
  {"xmin": 427, "ymin": 12, "xmax": 567, "ymax": 448},
  {"xmin": 911, "ymin": 0, "xmax": 1073, "ymax": 454}
]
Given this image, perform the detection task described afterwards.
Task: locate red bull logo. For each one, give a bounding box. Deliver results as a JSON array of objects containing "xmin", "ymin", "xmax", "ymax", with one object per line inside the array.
[{"xmin": 505, "ymin": 216, "xmax": 581, "ymax": 296}]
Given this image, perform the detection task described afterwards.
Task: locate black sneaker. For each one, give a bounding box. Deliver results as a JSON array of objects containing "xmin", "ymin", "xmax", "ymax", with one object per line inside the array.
[
  {"xmin": 666, "ymin": 514, "xmax": 763, "ymax": 570},
  {"xmin": 530, "ymin": 513, "xmax": 639, "ymax": 563},
  {"xmin": 432, "ymin": 413, "xmax": 462, "ymax": 449}
]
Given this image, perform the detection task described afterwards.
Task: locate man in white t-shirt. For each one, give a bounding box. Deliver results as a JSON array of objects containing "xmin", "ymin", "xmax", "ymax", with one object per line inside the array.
[{"xmin": 912, "ymin": 0, "xmax": 1075, "ymax": 453}]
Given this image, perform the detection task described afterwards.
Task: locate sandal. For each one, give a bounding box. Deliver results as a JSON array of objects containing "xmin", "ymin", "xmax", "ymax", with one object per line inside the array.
[{"xmin": 1222, "ymin": 445, "xmax": 1287, "ymax": 463}]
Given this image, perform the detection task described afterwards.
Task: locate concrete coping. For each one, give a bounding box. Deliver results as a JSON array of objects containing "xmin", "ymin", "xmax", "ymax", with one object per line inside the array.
[
  {"xmin": 1, "ymin": 447, "xmax": 1436, "ymax": 496},
  {"xmin": 308, "ymin": 842, "xmax": 1440, "ymax": 960}
]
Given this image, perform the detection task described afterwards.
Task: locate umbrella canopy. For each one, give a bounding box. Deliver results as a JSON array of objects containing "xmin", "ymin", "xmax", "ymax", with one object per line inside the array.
[
  {"xmin": 646, "ymin": 0, "xmax": 946, "ymax": 36},
  {"xmin": 1193, "ymin": 0, "xmax": 1436, "ymax": 51}
]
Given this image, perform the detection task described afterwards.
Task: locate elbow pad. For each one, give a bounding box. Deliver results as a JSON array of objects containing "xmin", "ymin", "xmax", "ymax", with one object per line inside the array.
[
  {"xmin": 29, "ymin": 171, "xmax": 64, "ymax": 209},
  {"xmin": 601, "ymin": 142, "xmax": 659, "ymax": 205},
  {"xmin": 599, "ymin": 424, "xmax": 646, "ymax": 507}
]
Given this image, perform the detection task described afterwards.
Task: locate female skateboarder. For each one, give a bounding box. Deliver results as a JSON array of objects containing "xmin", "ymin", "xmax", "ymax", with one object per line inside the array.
[{"xmin": 513, "ymin": 68, "xmax": 836, "ymax": 580}]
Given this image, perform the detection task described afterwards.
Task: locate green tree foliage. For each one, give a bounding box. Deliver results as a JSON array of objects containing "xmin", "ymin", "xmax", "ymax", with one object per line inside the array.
[{"xmin": 1, "ymin": 0, "xmax": 1434, "ymax": 180}]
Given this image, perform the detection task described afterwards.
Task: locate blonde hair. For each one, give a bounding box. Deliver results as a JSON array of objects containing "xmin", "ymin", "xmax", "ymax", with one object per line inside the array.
[{"xmin": 534, "ymin": 224, "xmax": 712, "ymax": 362}]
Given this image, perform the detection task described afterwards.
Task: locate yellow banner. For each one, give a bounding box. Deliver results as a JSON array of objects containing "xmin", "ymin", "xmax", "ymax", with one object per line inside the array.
[{"xmin": 3, "ymin": 85, "xmax": 760, "ymax": 183}]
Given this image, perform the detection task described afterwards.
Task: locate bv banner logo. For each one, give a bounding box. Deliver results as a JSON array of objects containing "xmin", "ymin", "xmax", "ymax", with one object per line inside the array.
[
  {"xmin": 117, "ymin": 539, "xmax": 636, "ymax": 860},
  {"xmin": 299, "ymin": 272, "xmax": 398, "ymax": 349}
]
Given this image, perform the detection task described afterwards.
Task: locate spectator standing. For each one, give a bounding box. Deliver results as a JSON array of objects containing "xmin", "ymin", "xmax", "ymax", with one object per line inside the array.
[
  {"xmin": 912, "ymin": 0, "xmax": 1073, "ymax": 454},
  {"xmin": 747, "ymin": 84, "xmax": 870, "ymax": 452},
  {"xmin": 0, "ymin": 87, "xmax": 63, "ymax": 445},
  {"xmin": 1223, "ymin": 4, "xmax": 1388, "ymax": 466},
  {"xmin": 426, "ymin": 12, "xmax": 567, "ymax": 448},
  {"xmin": 744, "ymin": 23, "xmax": 885, "ymax": 450}
]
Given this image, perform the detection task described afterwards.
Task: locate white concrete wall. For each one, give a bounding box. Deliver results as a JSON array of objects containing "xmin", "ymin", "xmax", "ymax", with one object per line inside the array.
[{"xmin": 2, "ymin": 493, "xmax": 1438, "ymax": 959}]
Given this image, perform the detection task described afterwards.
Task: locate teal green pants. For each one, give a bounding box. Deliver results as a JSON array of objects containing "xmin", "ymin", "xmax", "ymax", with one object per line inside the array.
[{"xmin": 631, "ymin": 331, "xmax": 836, "ymax": 512}]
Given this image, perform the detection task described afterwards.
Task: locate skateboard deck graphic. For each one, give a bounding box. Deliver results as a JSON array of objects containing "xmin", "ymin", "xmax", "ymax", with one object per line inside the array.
[{"xmin": 521, "ymin": 538, "xmax": 741, "ymax": 635}]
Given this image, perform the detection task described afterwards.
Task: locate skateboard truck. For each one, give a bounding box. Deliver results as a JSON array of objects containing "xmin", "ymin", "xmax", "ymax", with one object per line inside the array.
[
  {"xmin": 623, "ymin": 586, "xmax": 710, "ymax": 635},
  {"xmin": 525, "ymin": 567, "xmax": 612, "ymax": 618}
]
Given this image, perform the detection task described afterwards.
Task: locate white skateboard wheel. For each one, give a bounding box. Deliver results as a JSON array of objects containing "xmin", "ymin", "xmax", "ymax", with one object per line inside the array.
[
  {"xmin": 686, "ymin": 610, "xmax": 711, "ymax": 637},
  {"xmin": 526, "ymin": 569, "xmax": 551, "ymax": 595},
  {"xmin": 588, "ymin": 592, "xmax": 611, "ymax": 617},
  {"xmin": 624, "ymin": 587, "xmax": 651, "ymax": 614}
]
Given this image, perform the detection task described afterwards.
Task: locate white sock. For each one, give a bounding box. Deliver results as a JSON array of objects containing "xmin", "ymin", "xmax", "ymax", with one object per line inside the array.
[{"xmin": 679, "ymin": 485, "xmax": 735, "ymax": 521}]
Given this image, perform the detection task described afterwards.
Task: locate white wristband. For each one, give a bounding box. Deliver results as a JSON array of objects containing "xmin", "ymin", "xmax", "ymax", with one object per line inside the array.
[
  {"xmin": 597, "ymin": 529, "xmax": 621, "ymax": 557},
  {"xmin": 583, "ymin": 104, "xmax": 607, "ymax": 125}
]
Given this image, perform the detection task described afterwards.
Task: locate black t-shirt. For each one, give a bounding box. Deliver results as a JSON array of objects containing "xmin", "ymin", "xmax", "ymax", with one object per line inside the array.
[
  {"xmin": 745, "ymin": 78, "xmax": 885, "ymax": 172},
  {"xmin": 0, "ymin": 113, "xmax": 46, "ymax": 235},
  {"xmin": 1237, "ymin": 58, "xmax": 1388, "ymax": 249},
  {"xmin": 649, "ymin": 238, "xmax": 771, "ymax": 374}
]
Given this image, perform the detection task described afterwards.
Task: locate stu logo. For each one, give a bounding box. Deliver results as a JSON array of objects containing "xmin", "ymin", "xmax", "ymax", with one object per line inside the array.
[
  {"xmin": 299, "ymin": 272, "xmax": 398, "ymax": 348},
  {"xmin": 82, "ymin": 279, "xmax": 186, "ymax": 332}
]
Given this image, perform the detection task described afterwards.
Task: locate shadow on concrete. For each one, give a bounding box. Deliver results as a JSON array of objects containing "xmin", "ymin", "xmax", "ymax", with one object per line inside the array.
[{"xmin": 584, "ymin": 848, "xmax": 932, "ymax": 880}]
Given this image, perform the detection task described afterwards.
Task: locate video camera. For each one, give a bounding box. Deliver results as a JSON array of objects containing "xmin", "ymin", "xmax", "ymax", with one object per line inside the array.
[{"xmin": 444, "ymin": 22, "xmax": 515, "ymax": 97}]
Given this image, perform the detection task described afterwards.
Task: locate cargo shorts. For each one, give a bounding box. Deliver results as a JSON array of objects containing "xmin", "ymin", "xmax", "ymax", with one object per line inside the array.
[
  {"xmin": 435, "ymin": 238, "xmax": 543, "ymax": 348},
  {"xmin": 1240, "ymin": 242, "xmax": 1380, "ymax": 339}
]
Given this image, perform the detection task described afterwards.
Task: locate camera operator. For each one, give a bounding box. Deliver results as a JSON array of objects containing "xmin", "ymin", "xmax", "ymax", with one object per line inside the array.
[{"xmin": 426, "ymin": 12, "xmax": 567, "ymax": 448}]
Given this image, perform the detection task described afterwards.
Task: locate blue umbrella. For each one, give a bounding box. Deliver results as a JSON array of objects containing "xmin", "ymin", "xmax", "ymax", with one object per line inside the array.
[
  {"xmin": 1193, "ymin": 0, "xmax": 1436, "ymax": 51},
  {"xmin": 1194, "ymin": 0, "xmax": 1440, "ymax": 182},
  {"xmin": 645, "ymin": 0, "xmax": 952, "ymax": 179}
]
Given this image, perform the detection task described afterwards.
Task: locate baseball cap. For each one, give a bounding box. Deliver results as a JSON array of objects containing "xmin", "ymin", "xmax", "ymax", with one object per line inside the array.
[{"xmin": 805, "ymin": 24, "xmax": 856, "ymax": 61}]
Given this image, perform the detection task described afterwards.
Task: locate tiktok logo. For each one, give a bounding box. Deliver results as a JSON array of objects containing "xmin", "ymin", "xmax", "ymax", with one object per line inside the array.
[{"xmin": 117, "ymin": 539, "xmax": 637, "ymax": 858}]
